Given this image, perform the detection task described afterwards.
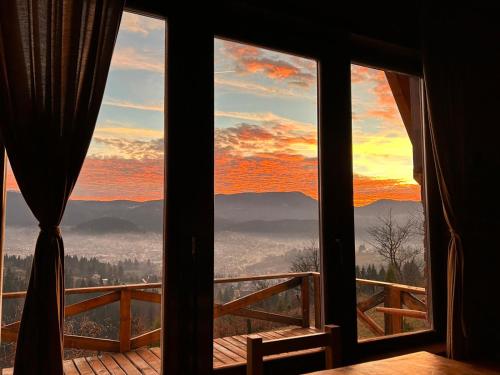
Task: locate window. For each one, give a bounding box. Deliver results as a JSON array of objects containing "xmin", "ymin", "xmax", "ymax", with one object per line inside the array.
[
  {"xmin": 1, "ymin": 12, "xmax": 165, "ymax": 369},
  {"xmin": 351, "ymin": 64, "xmax": 430, "ymax": 341},
  {"xmin": 213, "ymin": 38, "xmax": 320, "ymax": 367}
]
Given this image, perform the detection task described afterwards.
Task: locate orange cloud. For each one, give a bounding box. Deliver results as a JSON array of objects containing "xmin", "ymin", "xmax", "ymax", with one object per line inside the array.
[
  {"xmin": 6, "ymin": 152, "xmax": 419, "ymax": 205},
  {"xmin": 353, "ymin": 174, "xmax": 421, "ymax": 206},
  {"xmin": 72, "ymin": 157, "xmax": 164, "ymax": 201},
  {"xmin": 351, "ymin": 64, "xmax": 401, "ymax": 123},
  {"xmin": 215, "ymin": 150, "xmax": 318, "ymax": 199},
  {"xmin": 219, "ymin": 39, "xmax": 316, "ymax": 87},
  {"xmin": 215, "ymin": 150, "xmax": 420, "ymax": 206},
  {"xmin": 6, "ymin": 156, "xmax": 163, "ymax": 202}
]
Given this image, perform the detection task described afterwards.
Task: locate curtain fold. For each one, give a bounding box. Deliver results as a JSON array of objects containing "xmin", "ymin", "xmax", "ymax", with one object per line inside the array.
[
  {"xmin": 422, "ymin": 12, "xmax": 468, "ymax": 359},
  {"xmin": 0, "ymin": 0, "xmax": 124, "ymax": 373}
]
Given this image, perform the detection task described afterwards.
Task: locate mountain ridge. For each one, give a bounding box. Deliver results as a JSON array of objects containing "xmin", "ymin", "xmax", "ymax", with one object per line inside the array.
[{"xmin": 5, "ymin": 191, "xmax": 421, "ymax": 234}]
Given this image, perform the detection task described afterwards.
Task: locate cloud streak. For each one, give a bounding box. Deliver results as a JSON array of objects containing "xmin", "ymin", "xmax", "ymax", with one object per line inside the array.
[
  {"xmin": 102, "ymin": 98, "xmax": 164, "ymax": 112},
  {"xmin": 111, "ymin": 46, "xmax": 164, "ymax": 73},
  {"xmin": 214, "ymin": 77, "xmax": 315, "ymax": 100}
]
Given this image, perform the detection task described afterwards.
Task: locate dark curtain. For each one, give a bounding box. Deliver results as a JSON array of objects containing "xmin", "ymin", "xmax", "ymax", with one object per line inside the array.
[
  {"xmin": 0, "ymin": 1, "xmax": 124, "ymax": 373},
  {"xmin": 423, "ymin": 7, "xmax": 500, "ymax": 361},
  {"xmin": 422, "ymin": 9, "xmax": 469, "ymax": 360}
]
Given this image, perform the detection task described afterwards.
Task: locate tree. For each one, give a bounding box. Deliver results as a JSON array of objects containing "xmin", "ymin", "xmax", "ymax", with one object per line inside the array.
[
  {"xmin": 367, "ymin": 209, "xmax": 422, "ymax": 282},
  {"xmin": 290, "ymin": 239, "xmax": 320, "ymax": 272},
  {"xmin": 401, "ymin": 259, "xmax": 423, "ymax": 286}
]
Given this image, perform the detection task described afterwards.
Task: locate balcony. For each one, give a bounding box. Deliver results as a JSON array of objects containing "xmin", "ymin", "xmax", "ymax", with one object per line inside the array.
[{"xmin": 1, "ymin": 272, "xmax": 427, "ymax": 374}]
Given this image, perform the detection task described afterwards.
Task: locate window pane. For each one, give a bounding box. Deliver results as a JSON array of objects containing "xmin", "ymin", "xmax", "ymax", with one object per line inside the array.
[
  {"xmin": 1, "ymin": 12, "xmax": 165, "ymax": 368},
  {"xmin": 214, "ymin": 38, "xmax": 319, "ymax": 367},
  {"xmin": 351, "ymin": 64, "xmax": 430, "ymax": 340}
]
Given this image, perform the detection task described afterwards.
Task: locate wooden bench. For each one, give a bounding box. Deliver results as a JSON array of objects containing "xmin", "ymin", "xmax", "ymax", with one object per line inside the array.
[{"xmin": 246, "ymin": 325, "xmax": 341, "ymax": 375}]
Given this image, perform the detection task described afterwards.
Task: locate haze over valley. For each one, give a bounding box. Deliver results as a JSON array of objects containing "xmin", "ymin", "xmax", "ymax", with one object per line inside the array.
[{"xmin": 4, "ymin": 191, "xmax": 423, "ymax": 276}]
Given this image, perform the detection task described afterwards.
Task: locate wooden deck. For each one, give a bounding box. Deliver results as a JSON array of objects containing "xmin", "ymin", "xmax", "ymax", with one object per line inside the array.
[{"xmin": 1, "ymin": 327, "xmax": 322, "ymax": 374}]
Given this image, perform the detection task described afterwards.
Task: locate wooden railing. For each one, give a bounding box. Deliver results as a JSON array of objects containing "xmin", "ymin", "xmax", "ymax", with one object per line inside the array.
[
  {"xmin": 0, "ymin": 273, "xmax": 427, "ymax": 352},
  {"xmin": 214, "ymin": 272, "xmax": 322, "ymax": 330},
  {"xmin": 355, "ymin": 278, "xmax": 427, "ymax": 336},
  {"xmin": 1, "ymin": 283, "xmax": 162, "ymax": 353},
  {"xmin": 0, "ymin": 272, "xmax": 321, "ymax": 353}
]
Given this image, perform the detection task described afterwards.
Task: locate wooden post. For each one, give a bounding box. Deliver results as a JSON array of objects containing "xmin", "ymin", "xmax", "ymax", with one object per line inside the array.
[
  {"xmin": 313, "ymin": 273, "xmax": 322, "ymax": 329},
  {"xmin": 246, "ymin": 335, "xmax": 263, "ymax": 375},
  {"xmin": 384, "ymin": 286, "xmax": 402, "ymax": 335},
  {"xmin": 301, "ymin": 276, "xmax": 310, "ymax": 328},
  {"xmin": 119, "ymin": 289, "xmax": 131, "ymax": 352},
  {"xmin": 324, "ymin": 324, "xmax": 342, "ymax": 368}
]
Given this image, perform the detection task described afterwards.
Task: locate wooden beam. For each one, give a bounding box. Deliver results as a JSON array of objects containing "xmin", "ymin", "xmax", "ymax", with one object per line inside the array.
[
  {"xmin": 246, "ymin": 336, "xmax": 264, "ymax": 375},
  {"xmin": 217, "ymin": 305, "xmax": 302, "ymax": 326},
  {"xmin": 214, "ymin": 272, "xmax": 317, "ymax": 284},
  {"xmin": 401, "ymin": 292, "xmax": 427, "ymax": 312},
  {"xmin": 130, "ymin": 328, "xmax": 161, "ymax": 349},
  {"xmin": 376, "ymin": 307, "xmax": 427, "ymax": 319},
  {"xmin": 324, "ymin": 325, "xmax": 342, "ymax": 368},
  {"xmin": 64, "ymin": 335, "xmax": 120, "ymax": 352},
  {"xmin": 2, "ymin": 282, "xmax": 162, "ymax": 299},
  {"xmin": 356, "ymin": 308, "xmax": 384, "ymax": 336},
  {"xmin": 1, "ymin": 327, "xmax": 18, "ymax": 342},
  {"xmin": 130, "ymin": 289, "xmax": 161, "ymax": 304},
  {"xmin": 384, "ymin": 286, "xmax": 402, "ymax": 334},
  {"xmin": 301, "ymin": 276, "xmax": 310, "ymax": 328},
  {"xmin": 357, "ymin": 291, "xmax": 385, "ymax": 312},
  {"xmin": 214, "ymin": 277, "xmax": 301, "ymax": 318},
  {"xmin": 65, "ymin": 291, "xmax": 120, "ymax": 317},
  {"xmin": 262, "ymin": 332, "xmax": 329, "ymax": 356},
  {"xmin": 313, "ymin": 273, "xmax": 322, "ymax": 329},
  {"xmin": 119, "ymin": 290, "xmax": 132, "ymax": 352},
  {"xmin": 356, "ymin": 278, "xmax": 426, "ymax": 295}
]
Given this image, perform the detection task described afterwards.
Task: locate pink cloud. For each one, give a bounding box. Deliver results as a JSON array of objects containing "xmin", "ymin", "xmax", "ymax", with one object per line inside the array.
[{"xmin": 219, "ymin": 40, "xmax": 316, "ymax": 87}]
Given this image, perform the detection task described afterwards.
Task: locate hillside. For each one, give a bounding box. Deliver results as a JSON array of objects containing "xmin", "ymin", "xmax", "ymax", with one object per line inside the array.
[
  {"xmin": 5, "ymin": 191, "xmax": 422, "ymax": 235},
  {"xmin": 72, "ymin": 217, "xmax": 143, "ymax": 234}
]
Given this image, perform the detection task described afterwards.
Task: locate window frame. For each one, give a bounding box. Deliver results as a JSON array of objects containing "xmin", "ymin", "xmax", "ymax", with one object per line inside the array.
[
  {"xmin": 89, "ymin": 0, "xmax": 448, "ymax": 368},
  {"xmin": 209, "ymin": 7, "xmax": 446, "ymax": 368},
  {"xmin": 0, "ymin": 1, "xmax": 447, "ymax": 373}
]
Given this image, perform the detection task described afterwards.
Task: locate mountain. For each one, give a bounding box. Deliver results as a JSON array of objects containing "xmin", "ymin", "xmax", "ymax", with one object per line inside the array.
[
  {"xmin": 73, "ymin": 217, "xmax": 142, "ymax": 234},
  {"xmin": 355, "ymin": 199, "xmax": 422, "ymax": 216},
  {"xmin": 5, "ymin": 191, "xmax": 422, "ymax": 235},
  {"xmin": 5, "ymin": 191, "xmax": 163, "ymax": 232},
  {"xmin": 214, "ymin": 192, "xmax": 318, "ymax": 222}
]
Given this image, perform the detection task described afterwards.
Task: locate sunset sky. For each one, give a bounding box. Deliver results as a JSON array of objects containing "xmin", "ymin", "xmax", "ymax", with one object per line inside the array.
[{"xmin": 6, "ymin": 12, "xmax": 420, "ymax": 206}]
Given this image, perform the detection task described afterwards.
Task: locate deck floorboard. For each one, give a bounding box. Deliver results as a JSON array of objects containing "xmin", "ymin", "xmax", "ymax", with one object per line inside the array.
[{"xmin": 2, "ymin": 327, "xmax": 322, "ymax": 374}]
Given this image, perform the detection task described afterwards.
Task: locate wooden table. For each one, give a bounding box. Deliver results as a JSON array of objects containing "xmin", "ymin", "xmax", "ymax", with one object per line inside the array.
[{"xmin": 306, "ymin": 351, "xmax": 500, "ymax": 375}]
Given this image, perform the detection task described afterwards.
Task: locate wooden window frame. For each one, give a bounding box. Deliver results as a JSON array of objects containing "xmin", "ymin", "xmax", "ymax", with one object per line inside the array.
[
  {"xmin": 98, "ymin": 0, "xmax": 450, "ymax": 370},
  {"xmin": 0, "ymin": 2, "xmax": 447, "ymax": 374}
]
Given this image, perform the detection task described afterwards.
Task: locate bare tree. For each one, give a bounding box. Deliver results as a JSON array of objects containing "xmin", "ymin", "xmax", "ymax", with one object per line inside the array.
[
  {"xmin": 367, "ymin": 209, "xmax": 422, "ymax": 281},
  {"xmin": 290, "ymin": 239, "xmax": 320, "ymax": 272}
]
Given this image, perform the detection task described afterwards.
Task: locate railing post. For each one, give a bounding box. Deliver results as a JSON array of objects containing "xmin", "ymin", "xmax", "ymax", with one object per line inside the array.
[
  {"xmin": 301, "ymin": 276, "xmax": 310, "ymax": 328},
  {"xmin": 313, "ymin": 273, "xmax": 322, "ymax": 329},
  {"xmin": 120, "ymin": 289, "xmax": 132, "ymax": 352},
  {"xmin": 383, "ymin": 286, "xmax": 402, "ymax": 335}
]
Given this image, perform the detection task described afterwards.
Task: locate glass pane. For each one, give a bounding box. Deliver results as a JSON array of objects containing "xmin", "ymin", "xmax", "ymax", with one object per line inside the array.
[
  {"xmin": 214, "ymin": 38, "xmax": 319, "ymax": 368},
  {"xmin": 351, "ymin": 64, "xmax": 430, "ymax": 340},
  {"xmin": 1, "ymin": 12, "xmax": 165, "ymax": 368}
]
